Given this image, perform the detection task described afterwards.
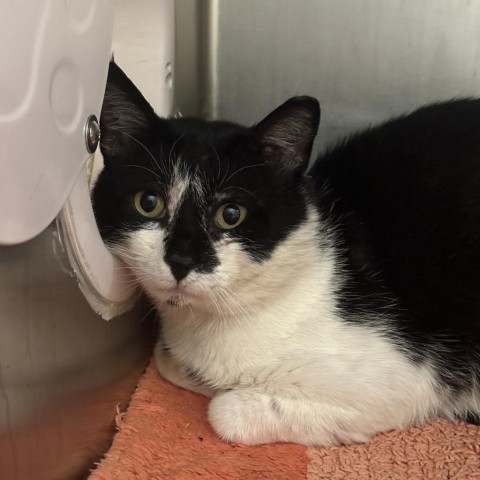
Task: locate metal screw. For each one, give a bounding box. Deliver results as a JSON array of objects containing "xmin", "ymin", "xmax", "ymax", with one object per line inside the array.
[{"xmin": 84, "ymin": 115, "xmax": 100, "ymax": 153}]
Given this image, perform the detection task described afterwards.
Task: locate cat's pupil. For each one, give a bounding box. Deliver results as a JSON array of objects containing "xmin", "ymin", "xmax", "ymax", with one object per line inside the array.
[
  {"xmin": 223, "ymin": 204, "xmax": 241, "ymax": 225},
  {"xmin": 140, "ymin": 192, "xmax": 158, "ymax": 212}
]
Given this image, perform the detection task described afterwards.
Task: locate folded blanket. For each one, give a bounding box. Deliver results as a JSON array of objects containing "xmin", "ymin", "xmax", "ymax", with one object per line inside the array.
[{"xmin": 90, "ymin": 361, "xmax": 480, "ymax": 479}]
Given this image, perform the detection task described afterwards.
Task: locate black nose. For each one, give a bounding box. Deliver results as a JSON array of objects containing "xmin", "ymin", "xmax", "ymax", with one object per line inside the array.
[{"xmin": 164, "ymin": 253, "xmax": 195, "ymax": 282}]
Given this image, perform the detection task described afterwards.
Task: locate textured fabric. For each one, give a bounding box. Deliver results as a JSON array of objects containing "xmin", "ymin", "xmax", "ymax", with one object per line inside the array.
[{"xmin": 89, "ymin": 361, "xmax": 480, "ymax": 480}]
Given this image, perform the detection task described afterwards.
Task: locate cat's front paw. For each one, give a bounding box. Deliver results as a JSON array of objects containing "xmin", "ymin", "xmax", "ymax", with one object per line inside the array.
[
  {"xmin": 208, "ymin": 390, "xmax": 280, "ymax": 445},
  {"xmin": 208, "ymin": 389, "xmax": 374, "ymax": 446}
]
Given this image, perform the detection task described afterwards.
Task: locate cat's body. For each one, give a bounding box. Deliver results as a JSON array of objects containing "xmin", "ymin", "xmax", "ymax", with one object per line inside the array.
[{"xmin": 93, "ymin": 62, "xmax": 480, "ymax": 446}]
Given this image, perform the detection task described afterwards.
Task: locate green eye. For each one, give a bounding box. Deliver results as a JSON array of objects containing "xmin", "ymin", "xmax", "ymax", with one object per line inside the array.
[
  {"xmin": 215, "ymin": 203, "xmax": 247, "ymax": 229},
  {"xmin": 133, "ymin": 191, "xmax": 165, "ymax": 218}
]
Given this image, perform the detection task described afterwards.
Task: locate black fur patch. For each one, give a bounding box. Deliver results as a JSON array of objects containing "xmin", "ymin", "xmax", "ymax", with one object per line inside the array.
[
  {"xmin": 311, "ymin": 100, "xmax": 480, "ymax": 392},
  {"xmin": 459, "ymin": 411, "xmax": 480, "ymax": 425}
]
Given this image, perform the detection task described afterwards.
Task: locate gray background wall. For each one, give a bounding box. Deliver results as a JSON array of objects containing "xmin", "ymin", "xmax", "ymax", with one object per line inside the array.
[{"xmin": 175, "ymin": 0, "xmax": 480, "ymax": 154}]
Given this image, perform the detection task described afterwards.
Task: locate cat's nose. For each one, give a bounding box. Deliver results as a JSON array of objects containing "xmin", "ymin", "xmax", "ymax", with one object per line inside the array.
[{"xmin": 165, "ymin": 253, "xmax": 195, "ymax": 282}]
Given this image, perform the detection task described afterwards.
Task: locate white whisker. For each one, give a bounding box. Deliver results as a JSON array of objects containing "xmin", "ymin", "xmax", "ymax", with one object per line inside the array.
[
  {"xmin": 222, "ymin": 186, "xmax": 258, "ymax": 198},
  {"xmin": 224, "ymin": 163, "xmax": 264, "ymax": 184},
  {"xmin": 109, "ymin": 127, "xmax": 167, "ymax": 177}
]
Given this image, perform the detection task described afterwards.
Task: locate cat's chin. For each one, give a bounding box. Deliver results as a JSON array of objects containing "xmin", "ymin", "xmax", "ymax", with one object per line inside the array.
[
  {"xmin": 145, "ymin": 278, "xmax": 225, "ymax": 314},
  {"xmin": 151, "ymin": 286, "xmax": 201, "ymax": 310},
  {"xmin": 155, "ymin": 289, "xmax": 216, "ymax": 314},
  {"xmin": 151, "ymin": 288, "xmax": 192, "ymax": 309},
  {"xmin": 165, "ymin": 294, "xmax": 188, "ymax": 308}
]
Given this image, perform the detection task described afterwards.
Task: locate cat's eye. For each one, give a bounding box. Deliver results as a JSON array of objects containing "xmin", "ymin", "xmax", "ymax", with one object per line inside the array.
[
  {"xmin": 133, "ymin": 191, "xmax": 165, "ymax": 218},
  {"xmin": 215, "ymin": 203, "xmax": 247, "ymax": 230}
]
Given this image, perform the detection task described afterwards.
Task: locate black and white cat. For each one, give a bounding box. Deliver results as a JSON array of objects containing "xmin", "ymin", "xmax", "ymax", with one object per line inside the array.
[{"xmin": 93, "ymin": 61, "xmax": 480, "ymax": 447}]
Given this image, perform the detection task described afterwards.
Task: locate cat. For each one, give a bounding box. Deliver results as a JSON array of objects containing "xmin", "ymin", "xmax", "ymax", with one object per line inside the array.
[{"xmin": 92, "ymin": 61, "xmax": 480, "ymax": 447}]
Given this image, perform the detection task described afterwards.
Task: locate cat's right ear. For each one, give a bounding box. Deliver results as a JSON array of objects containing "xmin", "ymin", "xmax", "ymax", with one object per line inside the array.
[
  {"xmin": 100, "ymin": 60, "xmax": 158, "ymax": 159},
  {"xmin": 254, "ymin": 96, "xmax": 320, "ymax": 173}
]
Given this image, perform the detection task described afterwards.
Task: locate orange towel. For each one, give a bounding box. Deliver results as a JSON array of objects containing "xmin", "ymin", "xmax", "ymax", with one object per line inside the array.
[{"xmin": 90, "ymin": 361, "xmax": 480, "ymax": 479}]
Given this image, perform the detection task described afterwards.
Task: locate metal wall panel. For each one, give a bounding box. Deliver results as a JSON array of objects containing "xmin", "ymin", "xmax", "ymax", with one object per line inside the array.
[
  {"xmin": 177, "ymin": 0, "xmax": 480, "ymax": 153},
  {"xmin": 0, "ymin": 224, "xmax": 153, "ymax": 480}
]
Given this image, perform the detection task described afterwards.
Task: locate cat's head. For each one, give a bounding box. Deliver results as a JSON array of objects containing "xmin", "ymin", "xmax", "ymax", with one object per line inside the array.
[{"xmin": 93, "ymin": 61, "xmax": 320, "ymax": 312}]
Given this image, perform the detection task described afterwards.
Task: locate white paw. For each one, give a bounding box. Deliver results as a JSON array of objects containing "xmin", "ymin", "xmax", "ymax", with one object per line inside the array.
[
  {"xmin": 208, "ymin": 390, "xmax": 281, "ymax": 445},
  {"xmin": 208, "ymin": 389, "xmax": 376, "ymax": 446}
]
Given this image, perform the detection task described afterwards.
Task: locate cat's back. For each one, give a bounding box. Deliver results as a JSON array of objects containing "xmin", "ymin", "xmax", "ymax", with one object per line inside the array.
[
  {"xmin": 312, "ymin": 99, "xmax": 480, "ymax": 202},
  {"xmin": 310, "ymin": 99, "xmax": 480, "ymax": 333}
]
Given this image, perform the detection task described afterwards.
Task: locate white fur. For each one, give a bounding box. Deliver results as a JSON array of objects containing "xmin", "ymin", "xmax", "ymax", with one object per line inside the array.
[
  {"xmin": 112, "ymin": 194, "xmax": 461, "ymax": 446},
  {"xmin": 167, "ymin": 162, "xmax": 190, "ymax": 222},
  {"xmin": 154, "ymin": 347, "xmax": 214, "ymax": 397}
]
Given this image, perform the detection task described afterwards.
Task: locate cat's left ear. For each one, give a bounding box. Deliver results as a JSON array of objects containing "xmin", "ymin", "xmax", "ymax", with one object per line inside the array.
[
  {"xmin": 254, "ymin": 96, "xmax": 320, "ymax": 172},
  {"xmin": 100, "ymin": 60, "xmax": 158, "ymax": 159}
]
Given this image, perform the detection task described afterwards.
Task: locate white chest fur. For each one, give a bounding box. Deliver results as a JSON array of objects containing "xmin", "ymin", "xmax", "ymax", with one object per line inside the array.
[
  {"xmin": 154, "ymin": 209, "xmax": 446, "ymax": 446},
  {"xmin": 159, "ymin": 208, "xmax": 338, "ymax": 389},
  {"xmin": 160, "ymin": 211, "xmax": 439, "ymax": 411}
]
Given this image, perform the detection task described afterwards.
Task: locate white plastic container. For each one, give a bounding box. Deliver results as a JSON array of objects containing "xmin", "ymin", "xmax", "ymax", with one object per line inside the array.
[{"xmin": 0, "ymin": 1, "xmax": 174, "ymax": 478}]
